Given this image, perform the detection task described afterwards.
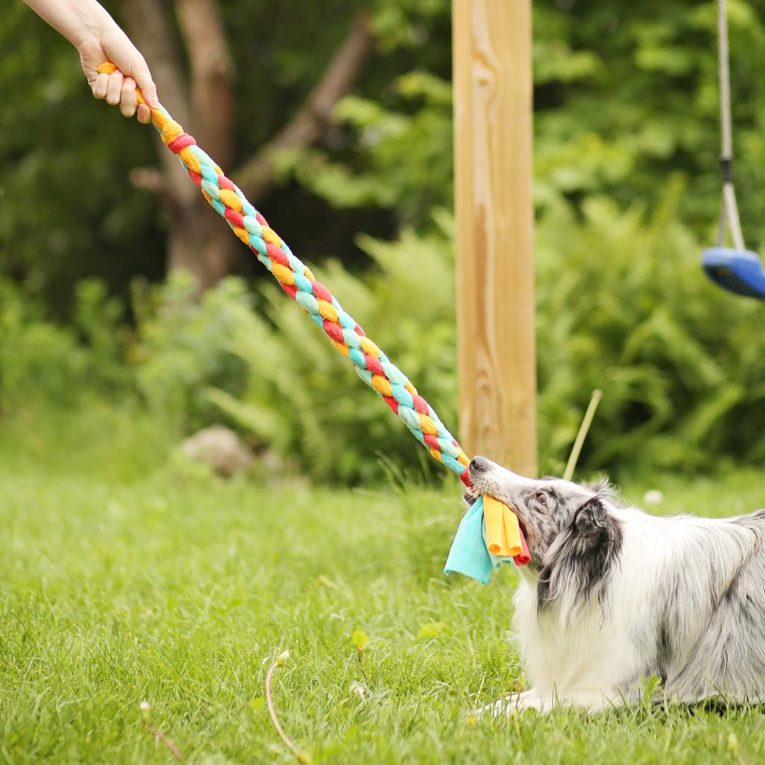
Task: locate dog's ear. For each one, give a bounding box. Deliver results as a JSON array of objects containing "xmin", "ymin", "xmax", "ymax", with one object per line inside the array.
[
  {"xmin": 573, "ymin": 497, "xmax": 612, "ymax": 546},
  {"xmin": 538, "ymin": 495, "xmax": 623, "ymax": 609},
  {"xmin": 538, "ymin": 496, "xmax": 623, "ymax": 609}
]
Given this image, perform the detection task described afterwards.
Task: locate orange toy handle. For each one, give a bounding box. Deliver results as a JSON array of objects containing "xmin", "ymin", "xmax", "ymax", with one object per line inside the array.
[{"xmin": 97, "ymin": 61, "xmax": 156, "ymax": 112}]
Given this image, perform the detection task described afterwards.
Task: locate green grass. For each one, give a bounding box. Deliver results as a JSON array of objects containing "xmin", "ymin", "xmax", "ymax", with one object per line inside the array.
[{"xmin": 2, "ymin": 406, "xmax": 765, "ymax": 764}]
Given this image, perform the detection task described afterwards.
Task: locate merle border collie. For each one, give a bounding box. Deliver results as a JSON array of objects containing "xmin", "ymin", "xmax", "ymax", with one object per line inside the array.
[{"xmin": 467, "ymin": 456, "xmax": 765, "ymax": 714}]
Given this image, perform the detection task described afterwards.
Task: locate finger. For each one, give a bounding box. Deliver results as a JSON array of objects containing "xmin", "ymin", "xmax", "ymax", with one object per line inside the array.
[
  {"xmin": 120, "ymin": 78, "xmax": 137, "ymax": 118},
  {"xmin": 105, "ymin": 70, "xmax": 124, "ymax": 106},
  {"xmin": 136, "ymin": 103, "xmax": 152, "ymax": 125},
  {"xmin": 92, "ymin": 72, "xmax": 110, "ymax": 100},
  {"xmin": 132, "ymin": 56, "xmax": 160, "ymax": 108}
]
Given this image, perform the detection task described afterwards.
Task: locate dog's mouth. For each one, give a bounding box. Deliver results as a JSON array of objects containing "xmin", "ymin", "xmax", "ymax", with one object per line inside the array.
[{"xmin": 462, "ymin": 491, "xmax": 529, "ymax": 542}]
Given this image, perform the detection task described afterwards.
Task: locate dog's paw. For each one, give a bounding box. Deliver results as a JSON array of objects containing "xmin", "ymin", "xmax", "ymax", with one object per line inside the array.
[
  {"xmin": 473, "ymin": 697, "xmax": 512, "ymax": 719},
  {"xmin": 474, "ymin": 690, "xmax": 542, "ymax": 718},
  {"xmin": 475, "ymin": 689, "xmax": 622, "ymax": 718}
]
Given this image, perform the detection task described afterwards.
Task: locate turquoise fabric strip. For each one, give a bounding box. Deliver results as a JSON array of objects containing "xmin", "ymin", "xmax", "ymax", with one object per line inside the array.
[{"xmin": 444, "ymin": 497, "xmax": 494, "ymax": 585}]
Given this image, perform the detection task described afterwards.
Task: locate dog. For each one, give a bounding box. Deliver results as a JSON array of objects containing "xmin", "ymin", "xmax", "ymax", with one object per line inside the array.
[{"xmin": 466, "ymin": 456, "xmax": 765, "ymax": 714}]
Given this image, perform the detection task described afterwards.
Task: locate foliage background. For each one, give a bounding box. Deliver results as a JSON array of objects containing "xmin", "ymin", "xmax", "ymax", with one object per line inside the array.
[{"xmin": 2, "ymin": 0, "xmax": 765, "ymax": 482}]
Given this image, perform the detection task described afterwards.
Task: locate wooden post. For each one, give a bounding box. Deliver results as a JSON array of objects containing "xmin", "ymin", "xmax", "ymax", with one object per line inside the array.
[{"xmin": 452, "ymin": 0, "xmax": 537, "ymax": 475}]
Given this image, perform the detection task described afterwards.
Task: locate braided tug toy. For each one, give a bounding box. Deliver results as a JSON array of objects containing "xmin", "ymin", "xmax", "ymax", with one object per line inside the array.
[{"xmin": 97, "ymin": 62, "xmax": 530, "ymax": 578}]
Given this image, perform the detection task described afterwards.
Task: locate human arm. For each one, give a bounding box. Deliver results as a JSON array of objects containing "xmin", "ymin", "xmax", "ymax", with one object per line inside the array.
[{"xmin": 23, "ymin": 0, "xmax": 159, "ymax": 123}]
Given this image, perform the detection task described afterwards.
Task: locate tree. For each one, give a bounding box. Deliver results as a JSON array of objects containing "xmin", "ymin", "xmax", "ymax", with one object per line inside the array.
[{"xmin": 117, "ymin": 0, "xmax": 375, "ymax": 291}]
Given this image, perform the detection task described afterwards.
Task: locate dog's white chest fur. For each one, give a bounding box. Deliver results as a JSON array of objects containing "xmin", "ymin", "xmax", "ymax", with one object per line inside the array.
[
  {"xmin": 514, "ymin": 578, "xmax": 634, "ymax": 696},
  {"xmin": 512, "ymin": 570, "xmax": 649, "ymax": 710}
]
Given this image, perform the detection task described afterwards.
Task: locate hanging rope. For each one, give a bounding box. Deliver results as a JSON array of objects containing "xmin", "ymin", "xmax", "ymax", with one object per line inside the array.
[
  {"xmin": 716, "ymin": 0, "xmax": 746, "ymax": 250},
  {"xmin": 97, "ymin": 63, "xmax": 471, "ymax": 486}
]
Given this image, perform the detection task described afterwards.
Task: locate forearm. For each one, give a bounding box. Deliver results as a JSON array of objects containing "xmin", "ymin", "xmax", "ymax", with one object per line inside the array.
[{"xmin": 22, "ymin": 0, "xmax": 114, "ymax": 47}]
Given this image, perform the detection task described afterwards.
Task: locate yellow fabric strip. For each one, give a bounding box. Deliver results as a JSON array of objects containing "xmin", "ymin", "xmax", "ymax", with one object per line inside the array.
[{"xmin": 483, "ymin": 495, "xmax": 523, "ymax": 557}]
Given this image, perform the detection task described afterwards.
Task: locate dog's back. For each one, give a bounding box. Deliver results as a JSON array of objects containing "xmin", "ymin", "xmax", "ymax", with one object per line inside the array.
[{"xmin": 659, "ymin": 508, "xmax": 765, "ymax": 702}]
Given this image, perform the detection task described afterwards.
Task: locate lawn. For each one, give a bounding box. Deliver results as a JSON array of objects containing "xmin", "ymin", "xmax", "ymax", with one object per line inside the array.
[{"xmin": 2, "ymin": 406, "xmax": 765, "ymax": 764}]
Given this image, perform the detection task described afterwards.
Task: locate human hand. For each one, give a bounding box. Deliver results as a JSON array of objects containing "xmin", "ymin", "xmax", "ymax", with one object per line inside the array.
[
  {"xmin": 23, "ymin": 0, "xmax": 160, "ymax": 122},
  {"xmin": 77, "ymin": 25, "xmax": 159, "ymax": 123}
]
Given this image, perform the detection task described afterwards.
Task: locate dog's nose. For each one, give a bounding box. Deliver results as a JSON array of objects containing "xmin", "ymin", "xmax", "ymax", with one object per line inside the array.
[{"xmin": 470, "ymin": 456, "xmax": 490, "ymax": 473}]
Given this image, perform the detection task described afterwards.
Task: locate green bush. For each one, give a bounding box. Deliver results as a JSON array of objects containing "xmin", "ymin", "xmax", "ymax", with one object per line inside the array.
[
  {"xmin": 536, "ymin": 182, "xmax": 765, "ymax": 476},
  {"xmin": 72, "ymin": 279, "xmax": 133, "ymax": 391},
  {"xmin": 131, "ymin": 273, "xmax": 250, "ymax": 432},
  {"xmin": 0, "ymin": 280, "xmax": 87, "ymax": 409},
  {"xmin": 0, "ymin": 278, "xmax": 130, "ymax": 409}
]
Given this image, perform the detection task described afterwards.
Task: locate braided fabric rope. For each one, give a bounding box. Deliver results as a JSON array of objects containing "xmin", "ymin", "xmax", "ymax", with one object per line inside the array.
[{"xmin": 100, "ymin": 63, "xmax": 471, "ymax": 485}]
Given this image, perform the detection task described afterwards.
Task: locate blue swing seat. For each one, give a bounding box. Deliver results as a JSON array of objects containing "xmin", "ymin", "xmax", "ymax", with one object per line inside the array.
[{"xmin": 701, "ymin": 247, "xmax": 765, "ymax": 300}]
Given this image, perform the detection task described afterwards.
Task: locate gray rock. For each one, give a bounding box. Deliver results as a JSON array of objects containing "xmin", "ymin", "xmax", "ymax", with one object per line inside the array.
[{"xmin": 180, "ymin": 425, "xmax": 253, "ymax": 477}]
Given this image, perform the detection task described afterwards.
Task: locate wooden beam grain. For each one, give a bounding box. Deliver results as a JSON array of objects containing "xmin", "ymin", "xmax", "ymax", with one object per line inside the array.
[{"xmin": 452, "ymin": 0, "xmax": 537, "ymax": 475}]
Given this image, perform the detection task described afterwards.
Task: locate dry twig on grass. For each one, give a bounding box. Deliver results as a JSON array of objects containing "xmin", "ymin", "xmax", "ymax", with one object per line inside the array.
[
  {"xmin": 265, "ymin": 651, "xmax": 312, "ymax": 765},
  {"xmin": 139, "ymin": 701, "xmax": 184, "ymax": 761}
]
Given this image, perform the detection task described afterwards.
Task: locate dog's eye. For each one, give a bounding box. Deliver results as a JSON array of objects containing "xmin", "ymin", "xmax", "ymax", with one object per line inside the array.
[{"xmin": 533, "ymin": 490, "xmax": 549, "ymax": 506}]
